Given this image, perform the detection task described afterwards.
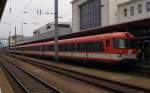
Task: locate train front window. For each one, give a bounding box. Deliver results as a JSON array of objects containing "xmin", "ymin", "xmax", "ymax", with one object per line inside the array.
[{"xmin": 113, "ymin": 39, "xmax": 136, "ymax": 49}]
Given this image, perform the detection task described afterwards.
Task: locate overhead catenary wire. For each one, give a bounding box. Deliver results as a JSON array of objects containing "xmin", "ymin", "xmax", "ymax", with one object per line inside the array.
[
  {"xmin": 0, "ymin": 0, "xmax": 34, "ymax": 37},
  {"xmin": 0, "ymin": 0, "xmax": 129, "ymax": 38}
]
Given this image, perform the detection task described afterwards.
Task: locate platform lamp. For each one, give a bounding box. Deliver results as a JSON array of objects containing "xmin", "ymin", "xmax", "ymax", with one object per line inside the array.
[{"xmin": 21, "ymin": 22, "xmax": 27, "ymax": 40}]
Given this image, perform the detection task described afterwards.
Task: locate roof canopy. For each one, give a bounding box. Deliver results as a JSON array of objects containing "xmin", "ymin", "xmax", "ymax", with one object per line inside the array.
[{"xmin": 0, "ymin": 0, "xmax": 7, "ymax": 21}]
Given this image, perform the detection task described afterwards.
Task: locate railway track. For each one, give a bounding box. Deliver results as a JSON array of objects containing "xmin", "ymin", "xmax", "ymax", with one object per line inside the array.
[
  {"xmin": 0, "ymin": 56, "xmax": 62, "ymax": 93},
  {"xmin": 5, "ymin": 54, "xmax": 150, "ymax": 93}
]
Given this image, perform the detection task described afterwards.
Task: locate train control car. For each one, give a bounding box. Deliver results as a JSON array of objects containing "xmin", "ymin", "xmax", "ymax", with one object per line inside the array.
[{"xmin": 9, "ymin": 32, "xmax": 139, "ymax": 65}]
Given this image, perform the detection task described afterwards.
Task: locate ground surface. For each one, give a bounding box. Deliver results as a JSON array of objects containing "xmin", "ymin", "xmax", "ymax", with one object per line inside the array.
[{"xmin": 0, "ymin": 67, "xmax": 14, "ymax": 93}]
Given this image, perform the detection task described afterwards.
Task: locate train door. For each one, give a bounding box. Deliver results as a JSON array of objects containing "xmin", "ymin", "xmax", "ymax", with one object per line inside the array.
[
  {"xmin": 138, "ymin": 42, "xmax": 150, "ymax": 60},
  {"xmin": 42, "ymin": 46, "xmax": 44, "ymax": 55},
  {"xmin": 105, "ymin": 39, "xmax": 110, "ymax": 51},
  {"xmin": 148, "ymin": 44, "xmax": 150, "ymax": 60},
  {"xmin": 144, "ymin": 43, "xmax": 150, "ymax": 60}
]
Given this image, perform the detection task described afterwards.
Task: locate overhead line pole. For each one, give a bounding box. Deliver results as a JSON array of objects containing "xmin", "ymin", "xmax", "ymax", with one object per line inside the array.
[
  {"xmin": 8, "ymin": 31, "xmax": 11, "ymax": 48},
  {"xmin": 54, "ymin": 0, "xmax": 59, "ymax": 62},
  {"xmin": 21, "ymin": 18, "xmax": 24, "ymax": 40},
  {"xmin": 15, "ymin": 26, "xmax": 17, "ymax": 53},
  {"xmin": 15, "ymin": 26, "xmax": 17, "ymax": 44}
]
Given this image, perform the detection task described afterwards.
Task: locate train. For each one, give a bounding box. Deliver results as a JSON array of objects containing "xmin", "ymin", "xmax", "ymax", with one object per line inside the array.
[{"xmin": 8, "ymin": 32, "xmax": 139, "ymax": 65}]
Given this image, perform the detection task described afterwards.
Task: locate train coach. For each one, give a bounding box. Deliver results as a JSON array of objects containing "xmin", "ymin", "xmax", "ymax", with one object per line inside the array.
[{"xmin": 9, "ymin": 32, "xmax": 139, "ymax": 65}]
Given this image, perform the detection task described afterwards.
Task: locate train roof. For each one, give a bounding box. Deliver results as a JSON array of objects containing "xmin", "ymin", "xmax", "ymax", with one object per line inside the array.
[
  {"xmin": 15, "ymin": 32, "xmax": 135, "ymax": 48},
  {"xmin": 58, "ymin": 32, "xmax": 135, "ymax": 44}
]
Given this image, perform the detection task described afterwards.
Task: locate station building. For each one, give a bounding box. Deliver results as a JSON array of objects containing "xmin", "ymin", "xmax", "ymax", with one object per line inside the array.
[
  {"xmin": 33, "ymin": 22, "xmax": 71, "ymax": 36},
  {"xmin": 72, "ymin": 0, "xmax": 150, "ymax": 60},
  {"xmin": 118, "ymin": 0, "xmax": 150, "ymax": 23},
  {"xmin": 72, "ymin": 0, "xmax": 131, "ymax": 33},
  {"xmin": 13, "ymin": 22, "xmax": 72, "ymax": 46}
]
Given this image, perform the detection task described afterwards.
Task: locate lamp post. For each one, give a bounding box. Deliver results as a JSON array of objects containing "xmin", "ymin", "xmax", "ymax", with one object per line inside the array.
[
  {"xmin": 21, "ymin": 12, "xmax": 28, "ymax": 40},
  {"xmin": 21, "ymin": 22, "xmax": 28, "ymax": 40},
  {"xmin": 14, "ymin": 26, "xmax": 17, "ymax": 53},
  {"xmin": 8, "ymin": 31, "xmax": 11, "ymax": 48},
  {"xmin": 15, "ymin": 26, "xmax": 17, "ymax": 44},
  {"xmin": 54, "ymin": 0, "xmax": 58, "ymax": 62},
  {"xmin": 21, "ymin": 21, "xmax": 23, "ymax": 40}
]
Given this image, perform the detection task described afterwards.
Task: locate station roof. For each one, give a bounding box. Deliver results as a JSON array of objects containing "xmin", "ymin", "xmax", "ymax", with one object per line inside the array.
[
  {"xmin": 61, "ymin": 17, "xmax": 150, "ymax": 39},
  {"xmin": 0, "ymin": 0, "xmax": 7, "ymax": 21}
]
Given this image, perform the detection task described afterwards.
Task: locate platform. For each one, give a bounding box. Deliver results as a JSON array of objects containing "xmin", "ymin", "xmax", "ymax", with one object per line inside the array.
[{"xmin": 0, "ymin": 67, "xmax": 14, "ymax": 93}]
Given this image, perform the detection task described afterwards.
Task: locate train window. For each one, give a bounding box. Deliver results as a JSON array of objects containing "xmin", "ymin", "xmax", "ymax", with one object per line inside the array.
[
  {"xmin": 39, "ymin": 46, "xmax": 42, "ymax": 51},
  {"xmin": 70, "ymin": 44, "xmax": 74, "ymax": 51},
  {"xmin": 62, "ymin": 45, "xmax": 66, "ymax": 51},
  {"xmin": 58, "ymin": 42, "xmax": 104, "ymax": 52},
  {"xmin": 68, "ymin": 44, "xmax": 73, "ymax": 51},
  {"xmin": 44, "ymin": 46, "xmax": 48, "ymax": 51},
  {"xmin": 65, "ymin": 45, "xmax": 68, "ymax": 51},
  {"xmin": 58, "ymin": 44, "xmax": 62, "ymax": 51},
  {"xmin": 45, "ymin": 45, "xmax": 51, "ymax": 51},
  {"xmin": 83, "ymin": 42, "xmax": 104, "ymax": 52},
  {"xmin": 113, "ymin": 39, "xmax": 136, "ymax": 49},
  {"xmin": 63, "ymin": 45, "xmax": 67, "ymax": 51},
  {"xmin": 33, "ymin": 46, "xmax": 36, "ymax": 51},
  {"xmin": 34, "ymin": 46, "xmax": 38, "ymax": 51},
  {"xmin": 91, "ymin": 42, "xmax": 99, "ymax": 52},
  {"xmin": 74, "ymin": 43, "xmax": 77, "ymax": 51},
  {"xmin": 50, "ymin": 45, "xmax": 54, "ymax": 51},
  {"xmin": 48, "ymin": 46, "xmax": 51, "ymax": 51},
  {"xmin": 81, "ymin": 43, "xmax": 86, "ymax": 52},
  {"xmin": 76, "ymin": 43, "xmax": 83, "ymax": 52}
]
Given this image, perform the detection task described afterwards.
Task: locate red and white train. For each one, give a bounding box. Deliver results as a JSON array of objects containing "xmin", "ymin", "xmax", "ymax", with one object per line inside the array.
[{"xmin": 9, "ymin": 32, "xmax": 139, "ymax": 65}]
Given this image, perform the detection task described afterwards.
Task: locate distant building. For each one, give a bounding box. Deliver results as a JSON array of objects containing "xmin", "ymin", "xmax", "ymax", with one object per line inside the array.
[
  {"xmin": 0, "ymin": 42, "xmax": 3, "ymax": 48},
  {"xmin": 0, "ymin": 38, "xmax": 8, "ymax": 48},
  {"xmin": 33, "ymin": 22, "xmax": 72, "ymax": 36},
  {"xmin": 9, "ymin": 35, "xmax": 29, "ymax": 45}
]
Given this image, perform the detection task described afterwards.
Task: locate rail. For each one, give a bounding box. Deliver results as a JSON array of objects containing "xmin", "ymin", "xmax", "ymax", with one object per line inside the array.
[
  {"xmin": 0, "ymin": 55, "xmax": 63, "ymax": 93},
  {"xmin": 6, "ymin": 54, "xmax": 150, "ymax": 93}
]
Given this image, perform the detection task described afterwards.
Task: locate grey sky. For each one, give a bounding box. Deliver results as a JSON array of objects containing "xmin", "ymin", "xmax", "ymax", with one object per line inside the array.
[{"xmin": 0, "ymin": 0, "xmax": 73, "ymax": 38}]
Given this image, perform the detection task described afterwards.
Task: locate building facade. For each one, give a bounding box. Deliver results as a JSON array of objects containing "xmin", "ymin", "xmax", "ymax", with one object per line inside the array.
[
  {"xmin": 72, "ymin": 0, "xmax": 131, "ymax": 33},
  {"xmin": 118, "ymin": 0, "xmax": 150, "ymax": 23},
  {"xmin": 33, "ymin": 22, "xmax": 71, "ymax": 36}
]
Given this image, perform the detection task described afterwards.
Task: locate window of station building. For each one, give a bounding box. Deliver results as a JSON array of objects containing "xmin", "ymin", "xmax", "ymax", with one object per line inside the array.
[
  {"xmin": 146, "ymin": 2, "xmax": 150, "ymax": 12},
  {"xmin": 80, "ymin": 0, "xmax": 101, "ymax": 30},
  {"xmin": 130, "ymin": 6, "xmax": 134, "ymax": 16},
  {"xmin": 123, "ymin": 9, "xmax": 127, "ymax": 17},
  {"xmin": 47, "ymin": 25, "xmax": 51, "ymax": 30},
  {"xmin": 138, "ymin": 4, "xmax": 142, "ymax": 14}
]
